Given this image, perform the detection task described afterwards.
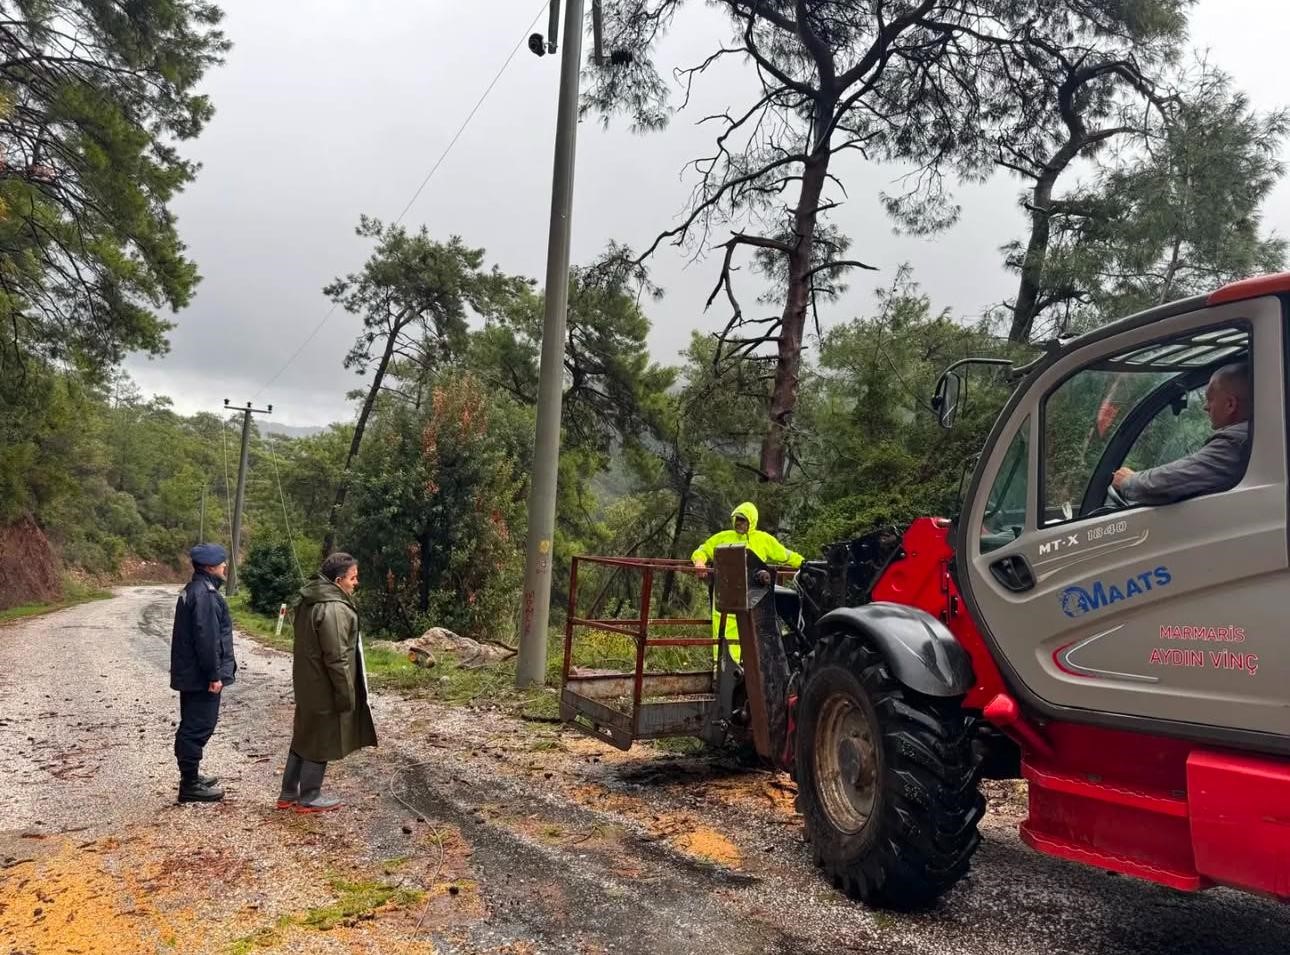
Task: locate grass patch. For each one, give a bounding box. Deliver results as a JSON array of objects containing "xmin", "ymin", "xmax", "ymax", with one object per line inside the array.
[
  {"xmin": 226, "ymin": 592, "xmax": 293, "ymax": 652},
  {"xmin": 225, "ymin": 878, "xmax": 422, "ymax": 952},
  {"xmin": 374, "ymin": 647, "xmax": 560, "ymax": 721},
  {"xmin": 299, "ymin": 877, "xmax": 423, "ymax": 931},
  {"xmin": 651, "ymin": 736, "xmax": 707, "ymax": 755},
  {"xmin": 561, "ymin": 625, "xmax": 713, "ymax": 675},
  {"xmin": 871, "ymin": 910, "xmax": 899, "ymax": 931},
  {"xmin": 361, "ymin": 643, "xmax": 437, "ymax": 692},
  {"xmin": 359, "ymin": 624, "xmax": 710, "ymax": 720},
  {"xmin": 0, "ymin": 580, "xmax": 111, "ymax": 625},
  {"xmin": 226, "ymin": 916, "xmax": 292, "ymax": 954}
]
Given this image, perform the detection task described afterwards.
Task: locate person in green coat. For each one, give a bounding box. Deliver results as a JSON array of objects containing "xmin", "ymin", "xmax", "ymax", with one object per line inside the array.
[
  {"xmin": 275, "ymin": 552, "xmax": 377, "ymax": 813},
  {"xmin": 691, "ymin": 501, "xmax": 803, "ymax": 662}
]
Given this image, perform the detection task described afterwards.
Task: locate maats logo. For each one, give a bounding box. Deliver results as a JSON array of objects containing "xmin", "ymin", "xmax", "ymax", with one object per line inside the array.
[{"xmin": 1059, "ymin": 566, "xmax": 1172, "ymax": 618}]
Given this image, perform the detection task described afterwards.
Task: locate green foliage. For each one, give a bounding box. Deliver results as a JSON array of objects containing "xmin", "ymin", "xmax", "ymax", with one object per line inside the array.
[
  {"xmin": 0, "ymin": 0, "xmax": 227, "ymax": 379},
  {"xmin": 0, "ymin": 363, "xmax": 236, "ymax": 575},
  {"xmin": 341, "ymin": 372, "xmax": 529, "ymax": 640},
  {"xmin": 469, "ymin": 245, "xmax": 673, "ymax": 459},
  {"xmin": 225, "ymin": 878, "xmax": 423, "ymax": 951},
  {"xmin": 1006, "ymin": 65, "xmax": 1287, "ymax": 341},
  {"xmin": 226, "ymin": 591, "xmax": 292, "ymax": 652},
  {"xmin": 299, "ymin": 877, "xmax": 423, "ymax": 931},
  {"xmin": 327, "ymin": 218, "xmax": 531, "ymax": 381},
  {"xmin": 791, "ymin": 269, "xmax": 1022, "ymax": 556},
  {"xmin": 4, "ymin": 0, "xmax": 1286, "ymax": 667},
  {"xmin": 241, "ymin": 543, "xmax": 301, "ymax": 615},
  {"xmin": 1070, "ymin": 68, "xmax": 1286, "ymax": 322}
]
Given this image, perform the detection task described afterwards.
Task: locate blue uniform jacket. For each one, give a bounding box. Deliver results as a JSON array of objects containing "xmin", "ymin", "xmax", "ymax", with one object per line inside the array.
[{"xmin": 170, "ymin": 572, "xmax": 237, "ymax": 691}]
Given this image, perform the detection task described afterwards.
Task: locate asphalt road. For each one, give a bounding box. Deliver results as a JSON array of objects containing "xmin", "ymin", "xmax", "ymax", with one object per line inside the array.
[{"xmin": 3, "ymin": 587, "xmax": 1290, "ymax": 954}]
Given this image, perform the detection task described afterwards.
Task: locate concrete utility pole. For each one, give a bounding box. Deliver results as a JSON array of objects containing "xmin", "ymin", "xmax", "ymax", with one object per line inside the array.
[
  {"xmin": 224, "ymin": 399, "xmax": 272, "ymax": 596},
  {"xmin": 516, "ymin": 0, "xmax": 587, "ymax": 687}
]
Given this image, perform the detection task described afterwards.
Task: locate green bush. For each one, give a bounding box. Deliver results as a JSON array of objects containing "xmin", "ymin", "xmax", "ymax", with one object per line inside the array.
[
  {"xmin": 343, "ymin": 373, "xmax": 528, "ymax": 640},
  {"xmin": 241, "ymin": 543, "xmax": 301, "ymax": 615}
]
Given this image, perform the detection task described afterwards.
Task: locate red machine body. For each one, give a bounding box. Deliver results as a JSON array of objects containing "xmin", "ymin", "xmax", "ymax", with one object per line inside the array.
[{"xmin": 871, "ymin": 517, "xmax": 1290, "ymax": 900}]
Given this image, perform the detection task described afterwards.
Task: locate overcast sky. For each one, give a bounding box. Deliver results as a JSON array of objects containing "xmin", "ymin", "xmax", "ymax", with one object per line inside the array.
[{"xmin": 124, "ymin": 0, "xmax": 1287, "ymax": 427}]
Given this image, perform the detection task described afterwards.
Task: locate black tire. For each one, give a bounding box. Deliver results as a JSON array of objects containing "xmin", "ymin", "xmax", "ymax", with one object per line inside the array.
[{"xmin": 795, "ymin": 631, "xmax": 984, "ymax": 910}]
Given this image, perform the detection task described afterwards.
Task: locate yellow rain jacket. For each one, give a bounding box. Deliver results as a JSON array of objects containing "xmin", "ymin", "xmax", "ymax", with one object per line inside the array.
[{"xmin": 691, "ymin": 502, "xmax": 803, "ymax": 661}]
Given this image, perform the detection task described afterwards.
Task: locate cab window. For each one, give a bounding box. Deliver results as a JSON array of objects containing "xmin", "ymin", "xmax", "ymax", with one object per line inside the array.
[
  {"xmin": 1122, "ymin": 383, "xmax": 1213, "ymax": 474},
  {"xmin": 980, "ymin": 416, "xmax": 1028, "ymax": 554},
  {"xmin": 1040, "ymin": 325, "xmax": 1249, "ymax": 525}
]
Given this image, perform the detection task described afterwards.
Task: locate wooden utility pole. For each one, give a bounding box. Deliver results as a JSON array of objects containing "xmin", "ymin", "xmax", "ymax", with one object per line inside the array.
[{"xmin": 224, "ymin": 399, "xmax": 273, "ymax": 596}]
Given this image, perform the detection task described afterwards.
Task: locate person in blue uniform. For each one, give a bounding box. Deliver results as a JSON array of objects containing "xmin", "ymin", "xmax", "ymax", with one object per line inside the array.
[{"xmin": 169, "ymin": 542, "xmax": 237, "ymax": 803}]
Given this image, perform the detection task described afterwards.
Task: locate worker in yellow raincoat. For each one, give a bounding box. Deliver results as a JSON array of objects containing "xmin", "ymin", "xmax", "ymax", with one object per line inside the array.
[{"xmin": 691, "ymin": 502, "xmax": 802, "ymax": 662}]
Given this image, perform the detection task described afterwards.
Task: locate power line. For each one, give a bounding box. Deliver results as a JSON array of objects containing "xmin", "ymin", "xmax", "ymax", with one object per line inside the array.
[
  {"xmin": 262, "ymin": 430, "xmax": 307, "ymax": 582},
  {"xmin": 390, "ymin": 1, "xmax": 551, "ymax": 229},
  {"xmin": 251, "ymin": 1, "xmax": 551, "ymax": 402}
]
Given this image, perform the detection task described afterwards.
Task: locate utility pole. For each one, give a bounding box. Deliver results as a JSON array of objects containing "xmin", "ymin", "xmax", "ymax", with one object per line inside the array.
[
  {"xmin": 516, "ymin": 0, "xmax": 587, "ymax": 687},
  {"xmin": 224, "ymin": 399, "xmax": 273, "ymax": 596}
]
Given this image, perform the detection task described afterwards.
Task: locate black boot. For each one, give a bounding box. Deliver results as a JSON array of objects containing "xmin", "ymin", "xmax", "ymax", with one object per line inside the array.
[
  {"xmin": 276, "ymin": 751, "xmax": 302, "ymax": 809},
  {"xmin": 197, "ymin": 771, "xmax": 220, "ymax": 787},
  {"xmin": 178, "ymin": 775, "xmax": 224, "ymax": 804},
  {"xmin": 295, "ymin": 758, "xmax": 341, "ymax": 813}
]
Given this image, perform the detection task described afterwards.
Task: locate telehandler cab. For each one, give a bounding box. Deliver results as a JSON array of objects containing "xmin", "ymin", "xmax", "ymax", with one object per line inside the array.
[{"xmin": 560, "ymin": 272, "xmax": 1290, "ymax": 909}]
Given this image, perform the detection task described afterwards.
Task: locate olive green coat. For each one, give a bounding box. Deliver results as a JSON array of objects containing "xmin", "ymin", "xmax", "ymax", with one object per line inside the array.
[{"xmin": 289, "ymin": 578, "xmax": 378, "ymax": 763}]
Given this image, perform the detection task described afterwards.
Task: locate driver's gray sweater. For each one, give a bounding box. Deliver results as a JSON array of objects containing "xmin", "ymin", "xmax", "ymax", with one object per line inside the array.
[{"xmin": 1121, "ymin": 421, "xmax": 1249, "ymax": 506}]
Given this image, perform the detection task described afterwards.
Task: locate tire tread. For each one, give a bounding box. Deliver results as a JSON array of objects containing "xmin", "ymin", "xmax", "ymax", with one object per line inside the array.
[{"xmin": 795, "ymin": 631, "xmax": 984, "ymax": 910}]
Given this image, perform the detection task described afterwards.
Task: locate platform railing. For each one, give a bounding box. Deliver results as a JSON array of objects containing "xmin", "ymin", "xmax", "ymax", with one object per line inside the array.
[{"xmin": 559, "ymin": 554, "xmax": 793, "ymax": 749}]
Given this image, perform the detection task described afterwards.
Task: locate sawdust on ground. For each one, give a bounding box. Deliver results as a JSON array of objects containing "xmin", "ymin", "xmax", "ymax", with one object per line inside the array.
[
  {"xmin": 0, "ymin": 794, "xmax": 480, "ymax": 954},
  {"xmin": 0, "ymin": 841, "xmax": 177, "ymax": 954}
]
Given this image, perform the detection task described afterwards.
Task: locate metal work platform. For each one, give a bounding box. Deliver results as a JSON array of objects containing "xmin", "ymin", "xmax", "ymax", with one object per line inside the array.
[
  {"xmin": 558, "ymin": 556, "xmax": 722, "ymax": 750},
  {"xmin": 559, "ymin": 551, "xmax": 794, "ymax": 754}
]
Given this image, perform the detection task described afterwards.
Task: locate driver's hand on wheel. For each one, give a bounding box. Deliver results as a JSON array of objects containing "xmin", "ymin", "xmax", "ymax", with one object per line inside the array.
[{"xmin": 1112, "ymin": 466, "xmax": 1135, "ymax": 489}]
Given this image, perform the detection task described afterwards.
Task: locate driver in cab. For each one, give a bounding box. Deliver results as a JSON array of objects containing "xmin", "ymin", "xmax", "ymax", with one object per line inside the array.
[{"xmin": 1112, "ymin": 362, "xmax": 1250, "ymax": 506}]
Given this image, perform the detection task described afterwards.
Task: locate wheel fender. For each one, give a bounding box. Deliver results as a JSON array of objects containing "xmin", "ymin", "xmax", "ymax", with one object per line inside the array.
[{"xmin": 816, "ymin": 602, "xmax": 974, "ymax": 698}]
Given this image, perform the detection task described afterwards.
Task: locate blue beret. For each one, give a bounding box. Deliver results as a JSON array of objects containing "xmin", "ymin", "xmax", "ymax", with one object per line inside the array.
[{"xmin": 190, "ymin": 543, "xmax": 228, "ymax": 566}]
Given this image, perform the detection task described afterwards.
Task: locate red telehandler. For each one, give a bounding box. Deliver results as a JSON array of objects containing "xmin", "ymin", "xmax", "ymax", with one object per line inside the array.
[{"xmin": 562, "ymin": 272, "xmax": 1290, "ymax": 909}]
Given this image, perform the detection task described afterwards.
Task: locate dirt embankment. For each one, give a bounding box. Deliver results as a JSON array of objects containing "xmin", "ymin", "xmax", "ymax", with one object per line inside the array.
[
  {"xmin": 0, "ymin": 513, "xmax": 187, "ymax": 611},
  {"xmin": 112, "ymin": 556, "xmax": 186, "ymax": 586},
  {"xmin": 0, "ymin": 515, "xmax": 60, "ymax": 611}
]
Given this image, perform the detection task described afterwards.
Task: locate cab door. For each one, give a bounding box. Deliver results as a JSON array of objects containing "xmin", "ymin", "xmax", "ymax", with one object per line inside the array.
[{"xmin": 959, "ymin": 295, "xmax": 1290, "ymax": 739}]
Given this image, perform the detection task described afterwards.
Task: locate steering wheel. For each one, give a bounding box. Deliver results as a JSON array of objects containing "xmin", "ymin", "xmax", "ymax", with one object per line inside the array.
[{"xmin": 1084, "ymin": 483, "xmax": 1130, "ymax": 520}]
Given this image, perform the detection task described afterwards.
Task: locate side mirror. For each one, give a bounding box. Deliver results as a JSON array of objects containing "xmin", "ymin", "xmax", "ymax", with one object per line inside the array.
[{"xmin": 932, "ymin": 371, "xmax": 964, "ymax": 429}]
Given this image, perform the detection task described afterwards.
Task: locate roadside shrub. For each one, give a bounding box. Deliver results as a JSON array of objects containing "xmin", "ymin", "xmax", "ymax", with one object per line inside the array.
[
  {"xmin": 343, "ymin": 373, "xmax": 528, "ymax": 640},
  {"xmin": 242, "ymin": 542, "xmax": 300, "ymax": 615}
]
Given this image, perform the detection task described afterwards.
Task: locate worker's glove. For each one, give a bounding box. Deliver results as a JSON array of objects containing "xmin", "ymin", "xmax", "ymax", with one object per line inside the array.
[{"xmin": 754, "ymin": 569, "xmax": 772, "ymax": 586}]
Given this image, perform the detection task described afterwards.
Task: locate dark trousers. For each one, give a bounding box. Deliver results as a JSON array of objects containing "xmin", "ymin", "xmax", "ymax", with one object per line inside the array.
[{"xmin": 175, "ymin": 689, "xmax": 221, "ymax": 780}]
